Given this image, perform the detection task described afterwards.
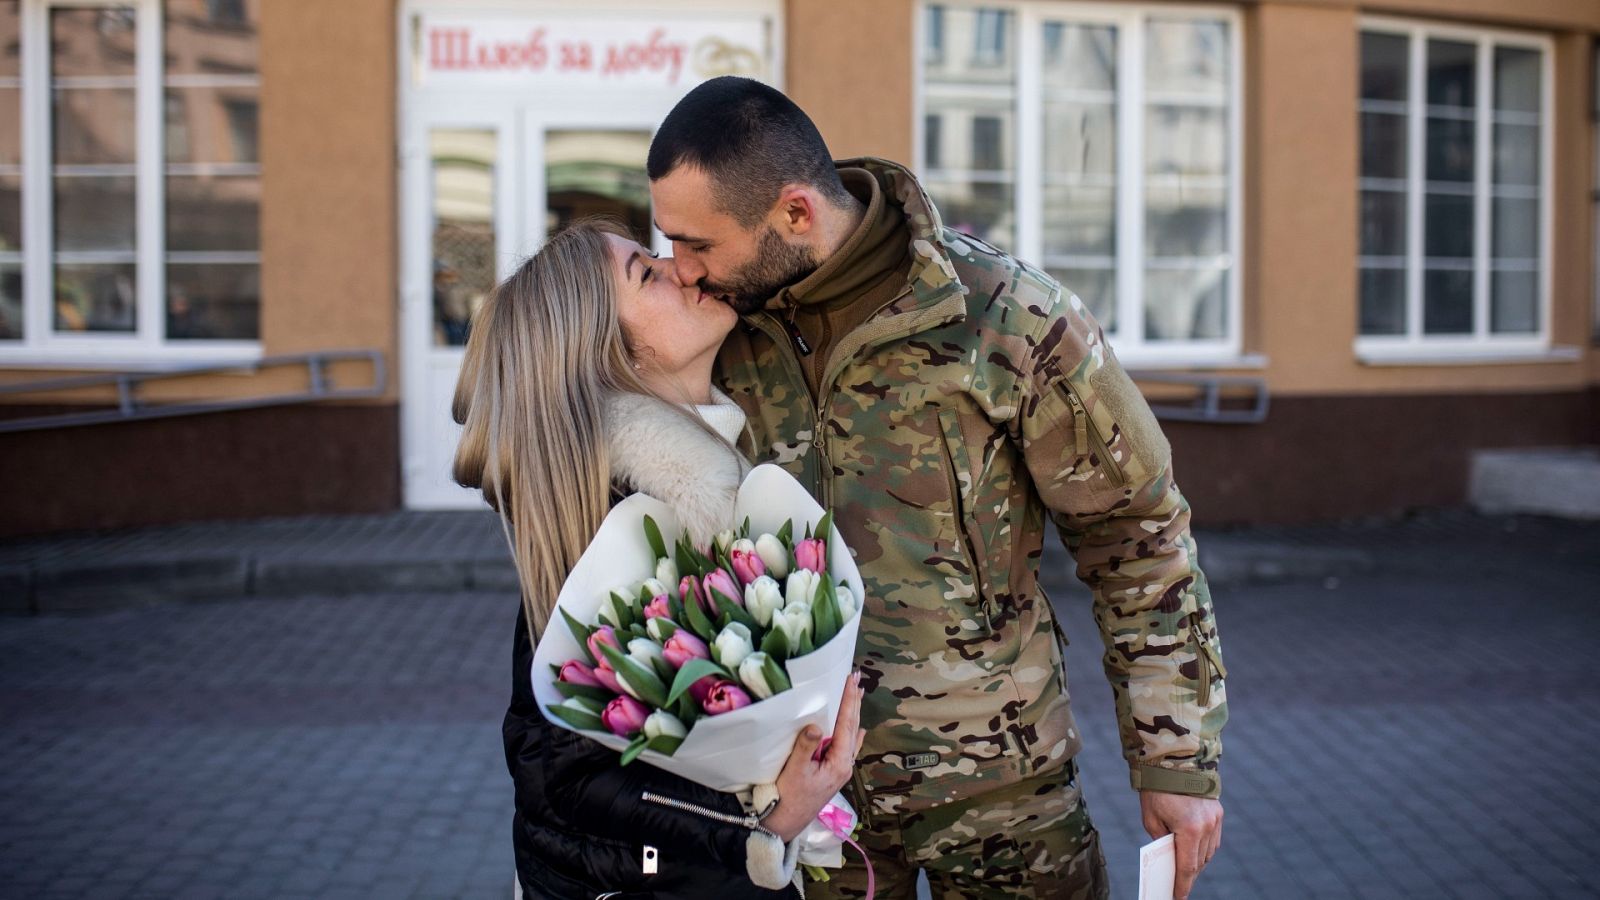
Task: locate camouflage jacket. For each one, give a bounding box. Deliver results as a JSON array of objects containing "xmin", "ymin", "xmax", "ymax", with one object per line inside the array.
[{"xmin": 717, "ymin": 158, "xmax": 1227, "ymax": 812}]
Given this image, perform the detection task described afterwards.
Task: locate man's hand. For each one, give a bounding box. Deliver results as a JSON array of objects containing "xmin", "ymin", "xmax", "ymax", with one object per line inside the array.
[{"xmin": 1140, "ymin": 790, "xmax": 1223, "ymax": 899}]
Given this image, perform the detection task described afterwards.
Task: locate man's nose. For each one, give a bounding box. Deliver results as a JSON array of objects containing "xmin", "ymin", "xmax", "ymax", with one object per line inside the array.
[{"xmin": 670, "ymin": 252, "xmax": 706, "ymax": 287}]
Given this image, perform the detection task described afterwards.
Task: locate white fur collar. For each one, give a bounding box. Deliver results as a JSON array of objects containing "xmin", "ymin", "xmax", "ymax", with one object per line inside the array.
[{"xmin": 605, "ymin": 391, "xmax": 750, "ymax": 547}]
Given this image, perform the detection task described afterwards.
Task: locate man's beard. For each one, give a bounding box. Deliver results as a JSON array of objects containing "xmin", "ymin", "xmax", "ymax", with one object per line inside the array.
[{"xmin": 699, "ymin": 227, "xmax": 821, "ymax": 315}]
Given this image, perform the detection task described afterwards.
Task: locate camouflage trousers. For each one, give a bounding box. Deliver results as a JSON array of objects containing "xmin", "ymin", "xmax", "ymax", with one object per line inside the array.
[{"xmin": 807, "ymin": 760, "xmax": 1110, "ymax": 900}]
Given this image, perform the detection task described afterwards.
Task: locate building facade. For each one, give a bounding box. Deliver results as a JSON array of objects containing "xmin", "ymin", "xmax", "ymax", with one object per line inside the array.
[{"xmin": 1, "ymin": 0, "xmax": 1597, "ymax": 537}]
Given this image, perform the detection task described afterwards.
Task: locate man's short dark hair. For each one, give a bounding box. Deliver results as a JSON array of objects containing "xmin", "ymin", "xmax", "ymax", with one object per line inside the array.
[{"xmin": 647, "ymin": 76, "xmax": 853, "ymax": 227}]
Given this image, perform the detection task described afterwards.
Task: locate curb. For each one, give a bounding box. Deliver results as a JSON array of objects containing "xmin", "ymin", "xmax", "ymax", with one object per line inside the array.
[
  {"xmin": 0, "ymin": 537, "xmax": 1376, "ymax": 615},
  {"xmin": 3, "ymin": 557, "xmax": 521, "ymax": 615}
]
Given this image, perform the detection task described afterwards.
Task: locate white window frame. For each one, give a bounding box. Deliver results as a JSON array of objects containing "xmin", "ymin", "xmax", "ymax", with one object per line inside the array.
[
  {"xmin": 914, "ymin": 1, "xmax": 1248, "ymax": 369},
  {"xmin": 3, "ymin": 0, "xmax": 261, "ymax": 369},
  {"xmin": 1355, "ymin": 16, "xmax": 1561, "ymax": 366}
]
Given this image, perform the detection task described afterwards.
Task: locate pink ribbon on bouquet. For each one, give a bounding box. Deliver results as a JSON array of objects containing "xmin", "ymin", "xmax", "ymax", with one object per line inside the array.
[{"xmin": 817, "ymin": 800, "xmax": 874, "ymax": 900}]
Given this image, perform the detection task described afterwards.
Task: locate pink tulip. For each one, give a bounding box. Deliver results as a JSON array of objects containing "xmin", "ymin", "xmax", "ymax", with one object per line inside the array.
[
  {"xmin": 591, "ymin": 666, "xmax": 625, "ymax": 695},
  {"xmin": 679, "ymin": 575, "xmax": 703, "ymax": 613},
  {"xmin": 558, "ymin": 660, "xmax": 604, "ymax": 688},
  {"xmin": 796, "ymin": 538, "xmax": 827, "ymax": 574},
  {"xmin": 662, "ymin": 630, "xmax": 710, "ymax": 670},
  {"xmin": 702, "ymin": 569, "xmax": 742, "ymax": 614},
  {"xmin": 730, "ymin": 548, "xmax": 765, "ymax": 585},
  {"xmin": 586, "ymin": 626, "xmax": 625, "ymax": 693},
  {"xmin": 644, "ymin": 595, "xmax": 671, "ymax": 619},
  {"xmin": 701, "ymin": 680, "xmax": 753, "ymax": 716},
  {"xmin": 600, "ymin": 695, "xmax": 650, "ymax": 737},
  {"xmin": 587, "ymin": 625, "xmax": 620, "ymax": 665},
  {"xmin": 689, "ymin": 674, "xmax": 720, "ymax": 703}
]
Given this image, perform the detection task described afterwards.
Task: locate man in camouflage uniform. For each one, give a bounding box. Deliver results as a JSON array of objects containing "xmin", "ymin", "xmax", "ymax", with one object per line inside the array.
[{"xmin": 648, "ymin": 77, "xmax": 1226, "ymax": 899}]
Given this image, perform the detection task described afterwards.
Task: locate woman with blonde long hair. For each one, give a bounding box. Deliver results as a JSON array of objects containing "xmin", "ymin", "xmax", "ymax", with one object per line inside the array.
[{"xmin": 452, "ymin": 219, "xmax": 863, "ymax": 899}]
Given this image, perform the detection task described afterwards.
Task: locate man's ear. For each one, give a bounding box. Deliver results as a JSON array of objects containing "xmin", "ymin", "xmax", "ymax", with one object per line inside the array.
[{"xmin": 772, "ymin": 186, "xmax": 817, "ymax": 237}]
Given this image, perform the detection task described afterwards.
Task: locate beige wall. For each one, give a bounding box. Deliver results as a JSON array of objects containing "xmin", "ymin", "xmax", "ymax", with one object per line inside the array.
[
  {"xmin": 786, "ymin": 0, "xmax": 916, "ymax": 161},
  {"xmin": 259, "ymin": 0, "xmax": 398, "ymax": 403}
]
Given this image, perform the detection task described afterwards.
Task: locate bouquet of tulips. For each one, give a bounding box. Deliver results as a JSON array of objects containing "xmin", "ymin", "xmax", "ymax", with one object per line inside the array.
[
  {"xmin": 545, "ymin": 509, "xmax": 855, "ymax": 758},
  {"xmin": 531, "ymin": 464, "xmax": 867, "ymax": 870}
]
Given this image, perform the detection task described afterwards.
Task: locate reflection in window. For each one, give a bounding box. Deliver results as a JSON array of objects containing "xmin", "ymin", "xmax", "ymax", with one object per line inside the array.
[
  {"xmin": 51, "ymin": 6, "xmax": 138, "ymax": 334},
  {"xmin": 0, "ymin": 0, "xmax": 19, "ymax": 339},
  {"xmin": 922, "ymin": 6, "xmax": 1016, "ymax": 250},
  {"xmin": 431, "ymin": 129, "xmax": 496, "ymax": 347},
  {"xmin": 1358, "ymin": 27, "xmax": 1547, "ymax": 342},
  {"xmin": 164, "ymin": 0, "xmax": 260, "ymax": 340},
  {"xmin": 923, "ymin": 114, "xmax": 942, "ymax": 170},
  {"xmin": 545, "ymin": 130, "xmax": 652, "ymax": 244},
  {"xmin": 922, "ymin": 8, "xmax": 1236, "ymax": 348}
]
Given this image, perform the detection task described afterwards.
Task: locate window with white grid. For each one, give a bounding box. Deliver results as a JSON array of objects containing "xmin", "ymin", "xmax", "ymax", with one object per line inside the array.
[{"xmin": 918, "ymin": 2, "xmax": 1242, "ymax": 365}]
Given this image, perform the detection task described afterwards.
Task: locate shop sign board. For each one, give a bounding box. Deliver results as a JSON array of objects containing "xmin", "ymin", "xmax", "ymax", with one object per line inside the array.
[{"xmin": 416, "ymin": 14, "xmax": 770, "ymax": 88}]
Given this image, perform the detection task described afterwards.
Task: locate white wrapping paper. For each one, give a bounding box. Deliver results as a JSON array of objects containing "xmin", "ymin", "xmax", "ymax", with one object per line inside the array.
[{"xmin": 531, "ymin": 463, "xmax": 865, "ymax": 795}]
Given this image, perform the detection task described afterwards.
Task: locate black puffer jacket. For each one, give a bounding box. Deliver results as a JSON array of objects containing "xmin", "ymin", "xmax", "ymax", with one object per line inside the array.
[{"xmin": 506, "ymin": 603, "xmax": 800, "ymax": 899}]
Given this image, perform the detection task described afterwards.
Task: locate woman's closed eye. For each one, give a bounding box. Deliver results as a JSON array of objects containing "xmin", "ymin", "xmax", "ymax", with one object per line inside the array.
[{"xmin": 640, "ymin": 254, "xmax": 663, "ymax": 285}]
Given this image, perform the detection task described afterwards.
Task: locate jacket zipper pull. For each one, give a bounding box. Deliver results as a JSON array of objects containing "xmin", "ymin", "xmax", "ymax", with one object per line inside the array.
[
  {"xmin": 783, "ymin": 307, "xmax": 813, "ymax": 356},
  {"xmin": 642, "ymin": 844, "xmax": 659, "ymax": 875}
]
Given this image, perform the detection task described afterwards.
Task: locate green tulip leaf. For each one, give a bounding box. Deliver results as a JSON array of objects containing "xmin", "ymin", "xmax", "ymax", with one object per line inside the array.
[
  {"xmin": 645, "ymin": 735, "xmax": 685, "ymax": 757},
  {"xmin": 759, "ymin": 625, "xmax": 791, "ymax": 663},
  {"xmin": 643, "ymin": 515, "xmax": 669, "ymax": 565},
  {"xmin": 682, "ymin": 590, "xmax": 719, "ymax": 643},
  {"xmin": 597, "ymin": 642, "xmax": 668, "ymax": 709},
  {"xmin": 666, "ymin": 658, "xmax": 730, "ymax": 706},
  {"xmin": 711, "ymin": 589, "xmax": 757, "ymax": 632},
  {"xmin": 553, "ymin": 680, "xmax": 616, "ymax": 704},
  {"xmin": 619, "ymin": 734, "xmax": 651, "ymax": 766},
  {"xmin": 760, "ymin": 654, "xmax": 792, "ymax": 696},
  {"xmin": 559, "ymin": 607, "xmax": 596, "ymax": 667},
  {"xmin": 545, "ymin": 703, "xmax": 604, "ymax": 732}
]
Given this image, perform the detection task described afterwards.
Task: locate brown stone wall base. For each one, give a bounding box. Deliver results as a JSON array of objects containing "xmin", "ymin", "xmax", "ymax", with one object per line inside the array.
[
  {"xmin": 0, "ymin": 404, "xmax": 400, "ymax": 538},
  {"xmin": 1166, "ymin": 389, "xmax": 1598, "ymax": 526}
]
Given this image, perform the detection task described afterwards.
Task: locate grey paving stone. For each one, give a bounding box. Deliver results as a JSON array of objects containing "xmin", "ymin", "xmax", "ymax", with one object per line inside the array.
[{"xmin": 0, "ymin": 515, "xmax": 1596, "ymax": 899}]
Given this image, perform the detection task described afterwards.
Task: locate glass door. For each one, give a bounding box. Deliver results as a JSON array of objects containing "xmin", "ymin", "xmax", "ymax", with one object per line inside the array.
[{"xmin": 401, "ymin": 107, "xmax": 516, "ymax": 509}]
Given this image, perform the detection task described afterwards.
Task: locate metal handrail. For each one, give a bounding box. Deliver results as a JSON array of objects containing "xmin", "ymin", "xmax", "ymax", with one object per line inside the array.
[
  {"xmin": 0, "ymin": 349, "xmax": 387, "ymax": 434},
  {"xmin": 1130, "ymin": 371, "xmax": 1270, "ymax": 424}
]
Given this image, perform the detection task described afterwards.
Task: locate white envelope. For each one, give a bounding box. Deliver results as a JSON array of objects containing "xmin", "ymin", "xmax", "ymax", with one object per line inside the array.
[
  {"xmin": 1138, "ymin": 833, "xmax": 1176, "ymax": 900},
  {"xmin": 531, "ymin": 463, "xmax": 865, "ymax": 794}
]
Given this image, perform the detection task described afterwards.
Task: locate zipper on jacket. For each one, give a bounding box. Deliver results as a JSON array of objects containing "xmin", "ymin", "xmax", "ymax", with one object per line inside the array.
[
  {"xmin": 642, "ymin": 791, "xmax": 806, "ymax": 898},
  {"xmin": 782, "ymin": 305, "xmax": 814, "ymax": 357},
  {"xmin": 939, "ymin": 412, "xmax": 993, "ymax": 635},
  {"xmin": 1062, "ymin": 383, "xmax": 1127, "ymax": 486},
  {"xmin": 1188, "ymin": 611, "xmax": 1226, "ymax": 707},
  {"xmin": 640, "ymin": 790, "xmax": 774, "ymax": 836}
]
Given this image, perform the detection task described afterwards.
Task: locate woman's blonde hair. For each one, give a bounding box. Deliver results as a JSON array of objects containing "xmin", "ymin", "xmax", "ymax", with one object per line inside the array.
[{"xmin": 450, "ymin": 218, "xmax": 729, "ymax": 644}]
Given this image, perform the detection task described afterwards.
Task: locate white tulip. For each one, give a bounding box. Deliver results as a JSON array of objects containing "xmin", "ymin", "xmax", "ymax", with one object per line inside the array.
[
  {"xmin": 645, "ymin": 617, "xmax": 674, "ymax": 643},
  {"xmin": 641, "ymin": 578, "xmax": 670, "ymax": 599},
  {"xmin": 785, "ymin": 569, "xmax": 822, "ymax": 609},
  {"xmin": 755, "ymin": 534, "xmax": 790, "ymax": 579},
  {"xmin": 655, "ymin": 557, "xmax": 679, "ymax": 590},
  {"xmin": 744, "ymin": 575, "xmax": 785, "ymax": 628},
  {"xmin": 730, "ymin": 537, "xmax": 757, "ymax": 556},
  {"xmin": 643, "ymin": 710, "xmax": 687, "ymax": 740},
  {"xmin": 835, "ymin": 584, "xmax": 858, "ymax": 622},
  {"xmin": 627, "ymin": 637, "xmax": 664, "ymax": 669},
  {"xmin": 713, "ymin": 621, "xmax": 755, "ymax": 670},
  {"xmin": 596, "ymin": 593, "xmax": 624, "ymax": 628},
  {"xmin": 775, "ymin": 601, "xmax": 813, "ymax": 650},
  {"xmin": 713, "ymin": 529, "xmax": 738, "ymax": 556},
  {"xmin": 738, "ymin": 652, "xmax": 783, "ymax": 699}
]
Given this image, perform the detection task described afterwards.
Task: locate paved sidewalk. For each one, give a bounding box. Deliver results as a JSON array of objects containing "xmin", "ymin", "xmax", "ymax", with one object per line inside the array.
[
  {"xmin": 0, "ymin": 507, "xmax": 1386, "ymax": 614},
  {"xmin": 0, "ymin": 509, "xmax": 1596, "ymax": 898}
]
